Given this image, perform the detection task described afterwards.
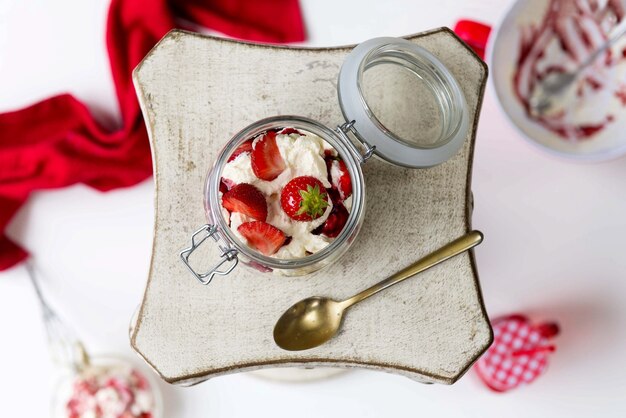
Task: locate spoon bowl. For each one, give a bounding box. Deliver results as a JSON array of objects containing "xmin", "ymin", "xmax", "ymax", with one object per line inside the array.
[{"xmin": 273, "ymin": 297, "xmax": 345, "ymax": 351}]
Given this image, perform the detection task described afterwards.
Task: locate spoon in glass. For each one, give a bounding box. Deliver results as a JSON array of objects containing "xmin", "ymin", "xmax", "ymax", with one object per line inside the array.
[{"xmin": 273, "ymin": 230, "xmax": 483, "ymax": 351}]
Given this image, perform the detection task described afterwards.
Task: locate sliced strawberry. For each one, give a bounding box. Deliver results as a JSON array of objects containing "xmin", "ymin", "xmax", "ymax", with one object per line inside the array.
[
  {"xmin": 228, "ymin": 139, "xmax": 254, "ymax": 162},
  {"xmin": 279, "ymin": 127, "xmax": 304, "ymax": 135},
  {"xmin": 251, "ymin": 131, "xmax": 286, "ymax": 181},
  {"xmin": 281, "ymin": 176, "xmax": 330, "ymax": 221},
  {"xmin": 219, "ymin": 177, "xmax": 235, "ymax": 194},
  {"xmin": 131, "ymin": 370, "xmax": 150, "ymax": 390},
  {"xmin": 248, "ymin": 260, "xmax": 273, "ymax": 273},
  {"xmin": 320, "ymin": 203, "xmax": 349, "ymax": 238},
  {"xmin": 324, "ymin": 155, "xmax": 334, "ymax": 184},
  {"xmin": 326, "ymin": 187, "xmax": 342, "ymax": 206},
  {"xmin": 222, "ymin": 183, "xmax": 267, "ymax": 221},
  {"xmin": 238, "ymin": 221, "xmax": 286, "ymax": 256},
  {"xmin": 330, "ymin": 159, "xmax": 352, "ymax": 200}
]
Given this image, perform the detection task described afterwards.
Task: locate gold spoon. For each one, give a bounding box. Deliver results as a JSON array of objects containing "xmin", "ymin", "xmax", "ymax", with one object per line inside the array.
[{"xmin": 273, "ymin": 230, "xmax": 483, "ymax": 351}]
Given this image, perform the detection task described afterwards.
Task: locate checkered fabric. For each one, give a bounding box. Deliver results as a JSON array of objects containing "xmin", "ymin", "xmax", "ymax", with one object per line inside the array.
[{"xmin": 474, "ymin": 315, "xmax": 556, "ymax": 392}]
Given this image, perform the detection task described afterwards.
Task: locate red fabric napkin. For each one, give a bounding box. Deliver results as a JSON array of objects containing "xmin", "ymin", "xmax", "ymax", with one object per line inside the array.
[{"xmin": 0, "ymin": 0, "xmax": 305, "ymax": 271}]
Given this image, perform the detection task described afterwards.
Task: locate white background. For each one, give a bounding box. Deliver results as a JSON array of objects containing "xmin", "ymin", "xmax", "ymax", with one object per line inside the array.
[{"xmin": 1, "ymin": 0, "xmax": 625, "ymax": 416}]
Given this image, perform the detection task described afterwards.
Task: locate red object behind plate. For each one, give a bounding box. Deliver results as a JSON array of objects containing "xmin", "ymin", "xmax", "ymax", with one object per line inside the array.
[
  {"xmin": 454, "ymin": 19, "xmax": 492, "ymax": 60},
  {"xmin": 474, "ymin": 314, "xmax": 559, "ymax": 392}
]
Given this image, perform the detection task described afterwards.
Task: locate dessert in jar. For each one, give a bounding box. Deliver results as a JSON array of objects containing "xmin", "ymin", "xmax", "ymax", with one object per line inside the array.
[
  {"xmin": 181, "ymin": 37, "xmax": 470, "ymax": 281},
  {"xmin": 219, "ymin": 127, "xmax": 353, "ymax": 260},
  {"xmin": 195, "ymin": 117, "xmax": 366, "ymax": 278}
]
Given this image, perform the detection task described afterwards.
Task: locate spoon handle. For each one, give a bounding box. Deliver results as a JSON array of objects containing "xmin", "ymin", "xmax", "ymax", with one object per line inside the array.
[
  {"xmin": 577, "ymin": 18, "xmax": 626, "ymax": 74},
  {"xmin": 341, "ymin": 231, "xmax": 483, "ymax": 309}
]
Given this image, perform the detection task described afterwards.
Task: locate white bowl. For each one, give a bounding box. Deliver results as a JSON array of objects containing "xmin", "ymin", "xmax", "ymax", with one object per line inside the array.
[
  {"xmin": 51, "ymin": 356, "xmax": 164, "ymax": 418},
  {"xmin": 489, "ymin": 0, "xmax": 626, "ymax": 162}
]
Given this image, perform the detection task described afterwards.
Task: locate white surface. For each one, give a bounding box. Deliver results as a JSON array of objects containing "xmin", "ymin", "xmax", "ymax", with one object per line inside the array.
[{"xmin": 0, "ymin": 0, "xmax": 625, "ymax": 417}]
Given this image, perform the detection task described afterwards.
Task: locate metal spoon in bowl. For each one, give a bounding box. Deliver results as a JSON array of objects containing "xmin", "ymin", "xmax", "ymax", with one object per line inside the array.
[
  {"xmin": 530, "ymin": 18, "xmax": 626, "ymax": 115},
  {"xmin": 273, "ymin": 230, "xmax": 483, "ymax": 351}
]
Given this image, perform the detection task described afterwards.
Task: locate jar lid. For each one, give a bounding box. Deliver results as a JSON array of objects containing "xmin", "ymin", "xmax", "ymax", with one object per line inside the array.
[{"xmin": 338, "ymin": 37, "xmax": 470, "ymax": 168}]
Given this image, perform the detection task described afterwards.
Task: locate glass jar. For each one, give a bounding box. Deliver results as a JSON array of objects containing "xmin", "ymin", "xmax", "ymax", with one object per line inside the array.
[{"xmin": 181, "ymin": 37, "xmax": 470, "ymax": 283}]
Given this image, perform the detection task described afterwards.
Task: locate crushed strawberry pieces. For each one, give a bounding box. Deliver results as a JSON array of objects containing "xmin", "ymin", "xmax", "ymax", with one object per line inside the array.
[
  {"xmin": 219, "ymin": 127, "xmax": 352, "ymax": 259},
  {"xmin": 64, "ymin": 364, "xmax": 155, "ymax": 418}
]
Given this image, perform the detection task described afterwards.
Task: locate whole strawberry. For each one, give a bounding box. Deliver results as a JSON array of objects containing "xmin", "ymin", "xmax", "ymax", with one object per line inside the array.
[{"xmin": 281, "ymin": 176, "xmax": 330, "ymax": 221}]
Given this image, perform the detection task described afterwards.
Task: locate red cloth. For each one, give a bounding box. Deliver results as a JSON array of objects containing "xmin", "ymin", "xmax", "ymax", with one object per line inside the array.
[
  {"xmin": 0, "ymin": 0, "xmax": 305, "ymax": 270},
  {"xmin": 474, "ymin": 314, "xmax": 559, "ymax": 392}
]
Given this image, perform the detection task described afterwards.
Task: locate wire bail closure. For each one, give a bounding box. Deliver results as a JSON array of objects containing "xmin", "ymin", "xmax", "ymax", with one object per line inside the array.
[
  {"xmin": 180, "ymin": 224, "xmax": 239, "ymax": 285},
  {"xmin": 337, "ymin": 37, "xmax": 469, "ymax": 168},
  {"xmin": 336, "ymin": 120, "xmax": 376, "ymax": 164}
]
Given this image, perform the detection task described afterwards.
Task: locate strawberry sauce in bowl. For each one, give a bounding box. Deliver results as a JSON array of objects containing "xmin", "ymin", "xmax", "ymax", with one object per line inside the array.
[{"xmin": 491, "ymin": 0, "xmax": 626, "ymax": 160}]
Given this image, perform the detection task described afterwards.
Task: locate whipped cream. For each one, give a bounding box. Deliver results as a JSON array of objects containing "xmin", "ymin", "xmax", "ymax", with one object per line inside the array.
[{"xmin": 221, "ymin": 130, "xmax": 339, "ymax": 259}]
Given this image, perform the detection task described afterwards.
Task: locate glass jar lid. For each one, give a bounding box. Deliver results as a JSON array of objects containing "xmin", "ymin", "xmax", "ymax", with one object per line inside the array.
[{"xmin": 338, "ymin": 37, "xmax": 470, "ymax": 168}]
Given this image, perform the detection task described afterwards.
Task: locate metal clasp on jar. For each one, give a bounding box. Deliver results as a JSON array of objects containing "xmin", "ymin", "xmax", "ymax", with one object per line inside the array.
[
  {"xmin": 335, "ymin": 121, "xmax": 376, "ymax": 164},
  {"xmin": 180, "ymin": 224, "xmax": 239, "ymax": 285}
]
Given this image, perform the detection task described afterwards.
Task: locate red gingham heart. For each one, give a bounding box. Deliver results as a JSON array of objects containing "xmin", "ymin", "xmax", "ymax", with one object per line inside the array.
[{"xmin": 474, "ymin": 314, "xmax": 559, "ymax": 392}]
